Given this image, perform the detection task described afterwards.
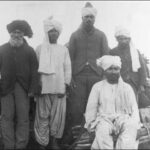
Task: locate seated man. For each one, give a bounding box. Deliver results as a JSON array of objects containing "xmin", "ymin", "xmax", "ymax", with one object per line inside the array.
[{"xmin": 84, "ymin": 55, "xmax": 140, "ymax": 149}]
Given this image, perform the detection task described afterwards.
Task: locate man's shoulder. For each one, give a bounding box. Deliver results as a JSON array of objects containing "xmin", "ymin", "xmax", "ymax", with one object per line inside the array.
[
  {"xmin": 70, "ymin": 27, "xmax": 106, "ymax": 40},
  {"xmin": 26, "ymin": 44, "xmax": 34, "ymax": 51},
  {"xmin": 0, "ymin": 42, "xmax": 11, "ymax": 53},
  {"xmin": 92, "ymin": 28, "xmax": 107, "ymax": 40},
  {"xmin": 122, "ymin": 81, "xmax": 131, "ymax": 87},
  {"xmin": 57, "ymin": 44, "xmax": 66, "ymax": 48},
  {"xmin": 92, "ymin": 80, "xmax": 105, "ymax": 88},
  {"xmin": 110, "ymin": 47, "xmax": 119, "ymax": 55},
  {"xmin": 121, "ymin": 80, "xmax": 133, "ymax": 90},
  {"xmin": 71, "ymin": 28, "xmax": 82, "ymax": 38},
  {"xmin": 94, "ymin": 28, "xmax": 106, "ymax": 36},
  {"xmin": 0, "ymin": 42, "xmax": 10, "ymax": 49},
  {"xmin": 57, "ymin": 44, "xmax": 68, "ymax": 51},
  {"xmin": 26, "ymin": 44, "xmax": 35, "ymax": 51},
  {"xmin": 23, "ymin": 43, "xmax": 36, "ymax": 56}
]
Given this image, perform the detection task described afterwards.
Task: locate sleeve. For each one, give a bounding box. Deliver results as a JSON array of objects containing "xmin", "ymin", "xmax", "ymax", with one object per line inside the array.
[
  {"xmin": 0, "ymin": 47, "xmax": 2, "ymax": 71},
  {"xmin": 138, "ymin": 51, "xmax": 148, "ymax": 86},
  {"xmin": 64, "ymin": 47, "xmax": 72, "ymax": 85},
  {"xmin": 101, "ymin": 33, "xmax": 110, "ymax": 55},
  {"xmin": 109, "ymin": 48, "xmax": 116, "ymax": 56},
  {"xmin": 85, "ymin": 84, "xmax": 99, "ymax": 128},
  {"xmin": 28, "ymin": 48, "xmax": 39, "ymax": 94},
  {"xmin": 68, "ymin": 33, "xmax": 76, "ymax": 69},
  {"xmin": 0, "ymin": 48, "xmax": 2, "ymax": 92},
  {"xmin": 128, "ymin": 85, "xmax": 140, "ymax": 123},
  {"xmin": 35, "ymin": 45, "xmax": 41, "ymax": 62}
]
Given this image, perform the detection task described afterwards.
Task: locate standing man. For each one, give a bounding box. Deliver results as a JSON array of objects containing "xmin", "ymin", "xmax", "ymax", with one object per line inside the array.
[
  {"xmin": 0, "ymin": 20, "xmax": 38, "ymax": 149},
  {"xmin": 110, "ymin": 27, "xmax": 147, "ymax": 105},
  {"xmin": 34, "ymin": 16, "xmax": 71, "ymax": 149},
  {"xmin": 68, "ymin": 2, "xmax": 109, "ymax": 132}
]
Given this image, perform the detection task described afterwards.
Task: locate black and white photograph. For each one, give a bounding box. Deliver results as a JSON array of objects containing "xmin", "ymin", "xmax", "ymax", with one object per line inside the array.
[{"xmin": 0, "ymin": 1, "xmax": 150, "ymax": 150}]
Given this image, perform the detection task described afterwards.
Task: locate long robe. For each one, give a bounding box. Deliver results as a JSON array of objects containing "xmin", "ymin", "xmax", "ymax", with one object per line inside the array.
[
  {"xmin": 110, "ymin": 46, "xmax": 147, "ymax": 97},
  {"xmin": 85, "ymin": 78, "xmax": 140, "ymax": 149},
  {"xmin": 36, "ymin": 44, "xmax": 71, "ymax": 94},
  {"xmin": 34, "ymin": 44, "xmax": 71, "ymax": 146}
]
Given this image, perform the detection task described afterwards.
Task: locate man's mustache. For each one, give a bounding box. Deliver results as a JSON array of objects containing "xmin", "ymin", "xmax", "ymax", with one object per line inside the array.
[
  {"xmin": 12, "ymin": 37, "xmax": 22, "ymax": 40},
  {"xmin": 86, "ymin": 21, "xmax": 92, "ymax": 24}
]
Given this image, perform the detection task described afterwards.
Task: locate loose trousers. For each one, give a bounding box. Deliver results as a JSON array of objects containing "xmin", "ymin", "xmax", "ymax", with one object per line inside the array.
[
  {"xmin": 34, "ymin": 94, "xmax": 66, "ymax": 146},
  {"xmin": 92, "ymin": 116, "xmax": 139, "ymax": 149}
]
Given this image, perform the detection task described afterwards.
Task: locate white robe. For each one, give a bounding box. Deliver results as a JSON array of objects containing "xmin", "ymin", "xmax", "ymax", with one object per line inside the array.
[
  {"xmin": 34, "ymin": 44, "xmax": 71, "ymax": 146},
  {"xmin": 36, "ymin": 44, "xmax": 71, "ymax": 94},
  {"xmin": 85, "ymin": 78, "xmax": 140, "ymax": 149}
]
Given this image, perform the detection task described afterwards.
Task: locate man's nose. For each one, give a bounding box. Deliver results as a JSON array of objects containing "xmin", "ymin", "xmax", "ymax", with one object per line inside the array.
[
  {"xmin": 14, "ymin": 33, "xmax": 20, "ymax": 37},
  {"xmin": 87, "ymin": 17, "xmax": 92, "ymax": 20},
  {"xmin": 112, "ymin": 69, "xmax": 117, "ymax": 73}
]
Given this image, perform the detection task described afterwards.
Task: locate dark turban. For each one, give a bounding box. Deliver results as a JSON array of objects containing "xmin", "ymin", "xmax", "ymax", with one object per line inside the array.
[{"xmin": 7, "ymin": 20, "xmax": 33, "ymax": 38}]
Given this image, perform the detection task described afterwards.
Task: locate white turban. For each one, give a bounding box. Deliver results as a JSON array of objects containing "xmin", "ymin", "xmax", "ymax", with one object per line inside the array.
[
  {"xmin": 81, "ymin": 2, "xmax": 97, "ymax": 17},
  {"xmin": 43, "ymin": 16, "xmax": 62, "ymax": 34},
  {"xmin": 96, "ymin": 55, "xmax": 122, "ymax": 71},
  {"xmin": 115, "ymin": 26, "xmax": 130, "ymax": 38},
  {"xmin": 38, "ymin": 16, "xmax": 63, "ymax": 74}
]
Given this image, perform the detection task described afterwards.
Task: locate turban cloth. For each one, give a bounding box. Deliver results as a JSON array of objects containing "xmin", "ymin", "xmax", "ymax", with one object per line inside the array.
[
  {"xmin": 43, "ymin": 16, "xmax": 62, "ymax": 34},
  {"xmin": 115, "ymin": 26, "xmax": 141, "ymax": 72},
  {"xmin": 115, "ymin": 26, "xmax": 131, "ymax": 38},
  {"xmin": 38, "ymin": 16, "xmax": 62, "ymax": 74},
  {"xmin": 7, "ymin": 20, "xmax": 33, "ymax": 38},
  {"xmin": 97, "ymin": 55, "xmax": 122, "ymax": 71},
  {"xmin": 81, "ymin": 2, "xmax": 97, "ymax": 17}
]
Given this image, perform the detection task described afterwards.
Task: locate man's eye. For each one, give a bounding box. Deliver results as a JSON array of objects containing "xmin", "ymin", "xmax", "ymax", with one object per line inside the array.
[{"xmin": 109, "ymin": 69, "xmax": 113, "ymax": 71}]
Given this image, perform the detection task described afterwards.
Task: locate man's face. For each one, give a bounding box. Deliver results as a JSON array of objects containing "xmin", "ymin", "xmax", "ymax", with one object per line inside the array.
[
  {"xmin": 48, "ymin": 28, "xmax": 59, "ymax": 44},
  {"xmin": 82, "ymin": 15, "xmax": 95, "ymax": 29},
  {"xmin": 116, "ymin": 35, "xmax": 130, "ymax": 48},
  {"xmin": 104, "ymin": 65, "xmax": 121, "ymax": 84},
  {"xmin": 10, "ymin": 29, "xmax": 24, "ymax": 42},
  {"xmin": 10, "ymin": 29, "xmax": 24, "ymax": 47}
]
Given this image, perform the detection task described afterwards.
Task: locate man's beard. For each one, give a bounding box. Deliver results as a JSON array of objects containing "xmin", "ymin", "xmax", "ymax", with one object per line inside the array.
[
  {"xmin": 83, "ymin": 22, "xmax": 93, "ymax": 31},
  {"xmin": 105, "ymin": 73, "xmax": 120, "ymax": 84},
  {"xmin": 49, "ymin": 38, "xmax": 57, "ymax": 44},
  {"xmin": 9, "ymin": 38, "xmax": 24, "ymax": 47},
  {"xmin": 118, "ymin": 43, "xmax": 130, "ymax": 49}
]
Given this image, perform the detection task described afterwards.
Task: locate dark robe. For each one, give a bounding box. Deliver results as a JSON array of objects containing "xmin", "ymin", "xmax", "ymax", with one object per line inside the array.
[{"xmin": 110, "ymin": 45, "xmax": 148, "ymax": 107}]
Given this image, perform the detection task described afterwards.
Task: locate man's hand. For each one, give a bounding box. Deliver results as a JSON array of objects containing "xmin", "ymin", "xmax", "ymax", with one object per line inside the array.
[
  {"xmin": 66, "ymin": 84, "xmax": 71, "ymax": 97},
  {"xmin": 136, "ymin": 129, "xmax": 141, "ymax": 140},
  {"xmin": 28, "ymin": 92, "xmax": 34, "ymax": 98},
  {"xmin": 87, "ymin": 126, "xmax": 95, "ymax": 133},
  {"xmin": 70, "ymin": 78, "xmax": 76, "ymax": 90},
  {"xmin": 139, "ymin": 85, "xmax": 145, "ymax": 92},
  {"xmin": 57, "ymin": 93, "xmax": 65, "ymax": 98},
  {"xmin": 86, "ymin": 123, "xmax": 95, "ymax": 133}
]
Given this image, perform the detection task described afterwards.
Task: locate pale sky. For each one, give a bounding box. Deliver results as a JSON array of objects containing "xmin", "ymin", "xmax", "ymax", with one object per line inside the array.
[{"xmin": 0, "ymin": 1, "xmax": 150, "ymax": 61}]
